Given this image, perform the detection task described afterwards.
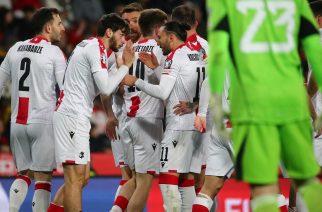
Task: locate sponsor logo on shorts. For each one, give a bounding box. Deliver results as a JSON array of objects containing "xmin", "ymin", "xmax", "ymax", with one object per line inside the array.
[
  {"xmin": 13, "ymin": 188, "xmax": 19, "ymax": 193},
  {"xmin": 172, "ymin": 140, "xmax": 178, "ymax": 148},
  {"xmin": 79, "ymin": 152, "xmax": 84, "ymax": 159},
  {"xmin": 32, "ymin": 201, "xmax": 35, "ymax": 207},
  {"xmin": 69, "ymin": 131, "xmax": 75, "ymax": 139},
  {"xmin": 152, "ymin": 143, "xmax": 157, "ymax": 151}
]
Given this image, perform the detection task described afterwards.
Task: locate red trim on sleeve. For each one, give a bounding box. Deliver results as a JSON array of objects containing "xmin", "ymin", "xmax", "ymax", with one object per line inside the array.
[
  {"xmin": 16, "ymin": 97, "xmax": 29, "ymax": 124},
  {"xmin": 147, "ymin": 171, "xmax": 156, "ymax": 176}
]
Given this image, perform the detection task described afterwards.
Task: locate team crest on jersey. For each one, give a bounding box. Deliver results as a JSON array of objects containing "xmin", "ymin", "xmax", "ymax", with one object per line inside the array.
[
  {"xmin": 199, "ymin": 48, "xmax": 206, "ymax": 60},
  {"xmin": 101, "ymin": 54, "xmax": 107, "ymax": 68},
  {"xmin": 164, "ymin": 59, "xmax": 172, "ymax": 69},
  {"xmin": 172, "ymin": 140, "xmax": 178, "ymax": 148},
  {"xmin": 152, "ymin": 143, "xmax": 157, "ymax": 151}
]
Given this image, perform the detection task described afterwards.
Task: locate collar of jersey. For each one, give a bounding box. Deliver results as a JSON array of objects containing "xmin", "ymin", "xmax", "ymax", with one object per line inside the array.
[
  {"xmin": 29, "ymin": 35, "xmax": 49, "ymax": 44},
  {"xmin": 166, "ymin": 43, "xmax": 186, "ymax": 60},
  {"xmin": 96, "ymin": 37, "xmax": 106, "ymax": 53}
]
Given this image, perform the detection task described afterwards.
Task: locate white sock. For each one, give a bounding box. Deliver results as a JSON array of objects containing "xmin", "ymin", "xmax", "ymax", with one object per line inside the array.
[
  {"xmin": 32, "ymin": 181, "xmax": 51, "ymax": 212},
  {"xmin": 9, "ymin": 175, "xmax": 31, "ymax": 212},
  {"xmin": 110, "ymin": 205, "xmax": 122, "ymax": 212},
  {"xmin": 179, "ymin": 179, "xmax": 196, "ymax": 212},
  {"xmin": 209, "ymin": 197, "xmax": 217, "ymax": 212},
  {"xmin": 193, "ymin": 193, "xmax": 213, "ymax": 211},
  {"xmin": 160, "ymin": 184, "xmax": 181, "ymax": 211}
]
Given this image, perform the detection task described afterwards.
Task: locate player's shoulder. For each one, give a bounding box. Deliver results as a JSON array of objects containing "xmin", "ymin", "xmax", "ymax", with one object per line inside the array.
[{"xmin": 197, "ymin": 35, "xmax": 208, "ymax": 48}]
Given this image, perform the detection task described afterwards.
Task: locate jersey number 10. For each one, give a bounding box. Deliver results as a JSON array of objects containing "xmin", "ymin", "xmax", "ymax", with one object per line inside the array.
[{"xmin": 128, "ymin": 59, "xmax": 145, "ymax": 92}]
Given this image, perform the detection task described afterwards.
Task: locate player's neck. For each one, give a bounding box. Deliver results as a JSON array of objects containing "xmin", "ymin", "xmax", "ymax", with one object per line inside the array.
[
  {"xmin": 187, "ymin": 29, "xmax": 197, "ymax": 37},
  {"xmin": 172, "ymin": 40, "xmax": 185, "ymax": 51},
  {"xmin": 37, "ymin": 33, "xmax": 51, "ymax": 42}
]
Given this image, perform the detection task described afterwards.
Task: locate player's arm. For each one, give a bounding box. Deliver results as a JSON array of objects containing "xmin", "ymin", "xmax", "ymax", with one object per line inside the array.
[
  {"xmin": 100, "ymin": 94, "xmax": 119, "ymax": 141},
  {"xmin": 194, "ymin": 78, "xmax": 210, "ymax": 133},
  {"xmin": 135, "ymin": 73, "xmax": 176, "ymax": 101},
  {"xmin": 0, "ymin": 50, "xmax": 12, "ymax": 99},
  {"xmin": 207, "ymin": 0, "xmax": 229, "ymax": 95},
  {"xmin": 0, "ymin": 70, "xmax": 9, "ymax": 98},
  {"xmin": 300, "ymin": 0, "xmax": 322, "ymax": 91},
  {"xmin": 198, "ymin": 77, "xmax": 210, "ymax": 117},
  {"xmin": 53, "ymin": 47, "xmax": 67, "ymax": 89},
  {"xmin": 92, "ymin": 42, "xmax": 134, "ymax": 96}
]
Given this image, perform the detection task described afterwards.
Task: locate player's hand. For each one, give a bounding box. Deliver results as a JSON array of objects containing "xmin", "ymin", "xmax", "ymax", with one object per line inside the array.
[
  {"xmin": 105, "ymin": 115, "xmax": 119, "ymax": 141},
  {"xmin": 173, "ymin": 101, "xmax": 198, "ymax": 116},
  {"xmin": 209, "ymin": 94, "xmax": 230, "ymax": 140},
  {"xmin": 121, "ymin": 75, "xmax": 138, "ymax": 86},
  {"xmin": 194, "ymin": 115, "xmax": 206, "ymax": 133},
  {"xmin": 122, "ymin": 40, "xmax": 135, "ymax": 68},
  {"xmin": 116, "ymin": 53, "xmax": 123, "ymax": 68},
  {"xmin": 139, "ymin": 52, "xmax": 159, "ymax": 70}
]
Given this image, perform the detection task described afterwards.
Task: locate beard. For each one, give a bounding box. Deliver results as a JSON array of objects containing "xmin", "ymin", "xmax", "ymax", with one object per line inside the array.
[{"xmin": 109, "ymin": 35, "xmax": 119, "ymax": 52}]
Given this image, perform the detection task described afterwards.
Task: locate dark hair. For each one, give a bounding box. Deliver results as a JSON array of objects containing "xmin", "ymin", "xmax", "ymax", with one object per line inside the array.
[
  {"xmin": 121, "ymin": 3, "xmax": 143, "ymax": 15},
  {"xmin": 171, "ymin": 5, "xmax": 195, "ymax": 27},
  {"xmin": 97, "ymin": 13, "xmax": 130, "ymax": 36},
  {"xmin": 311, "ymin": 0, "xmax": 322, "ymax": 16},
  {"xmin": 139, "ymin": 9, "xmax": 167, "ymax": 37},
  {"xmin": 30, "ymin": 7, "xmax": 59, "ymax": 35},
  {"xmin": 163, "ymin": 21, "xmax": 190, "ymax": 42}
]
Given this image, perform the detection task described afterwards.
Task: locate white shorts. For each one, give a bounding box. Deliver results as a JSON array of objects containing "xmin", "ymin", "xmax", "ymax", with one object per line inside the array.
[
  {"xmin": 121, "ymin": 117, "xmax": 163, "ymax": 174},
  {"xmin": 10, "ymin": 122, "xmax": 56, "ymax": 172},
  {"xmin": 314, "ymin": 136, "xmax": 322, "ymax": 166},
  {"xmin": 53, "ymin": 112, "xmax": 91, "ymax": 165},
  {"xmin": 111, "ymin": 115, "xmax": 128, "ymax": 167},
  {"xmin": 160, "ymin": 130, "xmax": 199, "ymax": 173},
  {"xmin": 190, "ymin": 130, "xmax": 211, "ymax": 174},
  {"xmin": 205, "ymin": 128, "xmax": 234, "ymax": 178}
]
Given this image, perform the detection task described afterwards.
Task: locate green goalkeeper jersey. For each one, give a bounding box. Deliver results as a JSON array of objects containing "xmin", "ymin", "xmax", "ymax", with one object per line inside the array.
[{"xmin": 207, "ymin": 0, "xmax": 322, "ymax": 124}]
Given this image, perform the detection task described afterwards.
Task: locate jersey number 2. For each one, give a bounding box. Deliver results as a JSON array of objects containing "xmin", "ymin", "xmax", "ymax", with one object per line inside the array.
[{"xmin": 19, "ymin": 58, "xmax": 31, "ymax": 91}]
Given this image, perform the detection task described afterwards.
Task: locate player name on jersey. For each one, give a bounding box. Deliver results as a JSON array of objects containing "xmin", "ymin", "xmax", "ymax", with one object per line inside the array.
[
  {"xmin": 17, "ymin": 44, "xmax": 43, "ymax": 54},
  {"xmin": 134, "ymin": 45, "xmax": 154, "ymax": 52},
  {"xmin": 187, "ymin": 53, "xmax": 200, "ymax": 61}
]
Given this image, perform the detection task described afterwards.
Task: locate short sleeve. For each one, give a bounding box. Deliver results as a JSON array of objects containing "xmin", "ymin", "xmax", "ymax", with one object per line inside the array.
[{"xmin": 86, "ymin": 43, "xmax": 108, "ymax": 74}]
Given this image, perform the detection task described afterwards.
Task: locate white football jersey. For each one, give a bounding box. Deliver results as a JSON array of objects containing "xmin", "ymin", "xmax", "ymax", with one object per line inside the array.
[
  {"xmin": 56, "ymin": 37, "xmax": 110, "ymax": 121},
  {"xmin": 0, "ymin": 36, "xmax": 66, "ymax": 124},
  {"xmin": 163, "ymin": 44, "xmax": 206, "ymax": 130},
  {"xmin": 123, "ymin": 38, "xmax": 164, "ymax": 118},
  {"xmin": 186, "ymin": 33, "xmax": 208, "ymax": 59}
]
